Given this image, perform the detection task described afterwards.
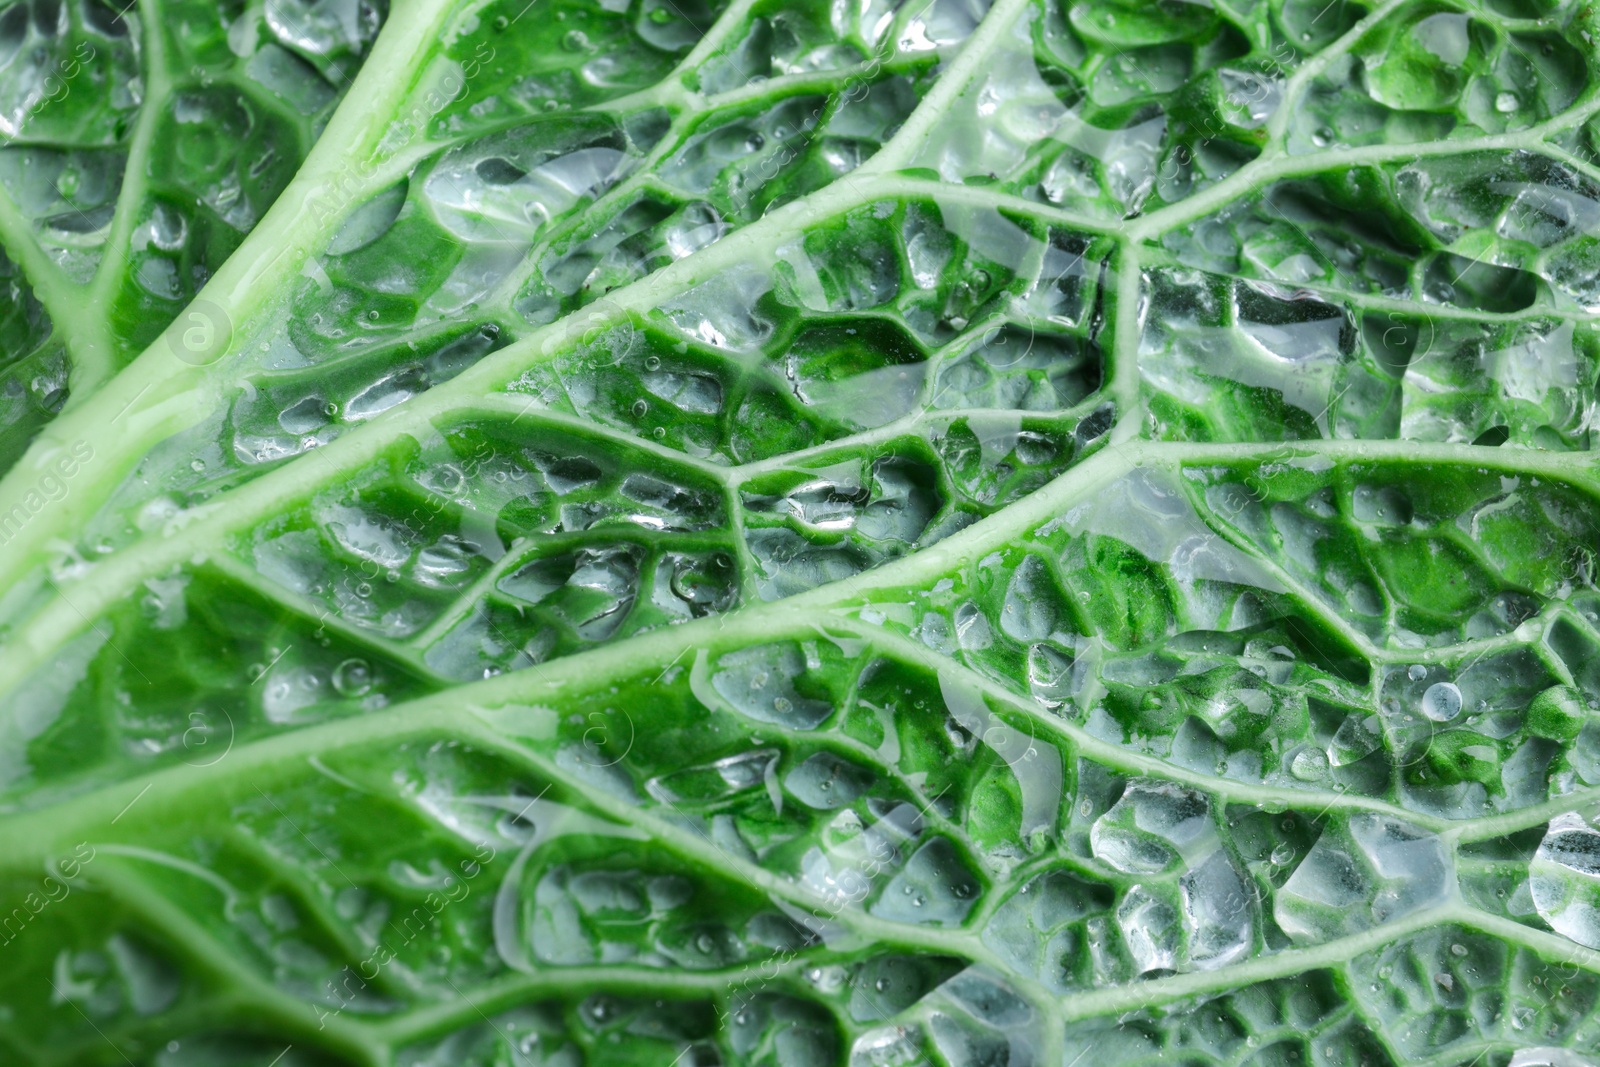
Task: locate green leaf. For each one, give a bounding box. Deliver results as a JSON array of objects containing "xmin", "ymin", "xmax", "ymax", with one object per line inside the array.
[{"xmin": 3, "ymin": 0, "xmax": 1600, "ymax": 1064}]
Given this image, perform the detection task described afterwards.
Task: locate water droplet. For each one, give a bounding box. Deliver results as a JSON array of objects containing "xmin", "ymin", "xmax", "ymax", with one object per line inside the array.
[
  {"xmin": 1290, "ymin": 748, "xmax": 1329, "ymax": 780},
  {"xmin": 1421, "ymin": 681, "xmax": 1462, "ymax": 722},
  {"xmin": 1495, "ymin": 92, "xmax": 1520, "ymax": 113},
  {"xmin": 631, "ymin": 399, "xmax": 648, "ymax": 417},
  {"xmin": 333, "ymin": 658, "xmax": 373, "ymax": 697},
  {"xmin": 1407, "ymin": 664, "xmax": 1426, "ymax": 681}
]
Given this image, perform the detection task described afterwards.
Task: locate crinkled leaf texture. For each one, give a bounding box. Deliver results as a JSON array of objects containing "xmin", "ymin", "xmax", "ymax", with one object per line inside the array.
[{"xmin": 3, "ymin": 0, "xmax": 1600, "ymax": 1064}]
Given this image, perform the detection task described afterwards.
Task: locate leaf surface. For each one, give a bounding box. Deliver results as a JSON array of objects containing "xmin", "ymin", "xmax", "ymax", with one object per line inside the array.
[{"xmin": 3, "ymin": 1, "xmax": 1600, "ymax": 1064}]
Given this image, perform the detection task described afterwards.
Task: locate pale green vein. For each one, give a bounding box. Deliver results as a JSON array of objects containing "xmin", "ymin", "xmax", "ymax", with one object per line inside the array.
[
  {"xmin": 0, "ymin": 0, "xmax": 465, "ymax": 593},
  {"xmin": 1450, "ymin": 783, "xmax": 1600, "ymax": 845},
  {"xmin": 0, "ymin": 171, "xmax": 889, "ymax": 689},
  {"xmin": 205, "ymin": 553, "xmax": 448, "ymax": 685},
  {"xmin": 463, "ymin": 394, "xmax": 736, "ymax": 482},
  {"xmin": 74, "ymin": 0, "xmax": 171, "ymax": 398},
  {"xmin": 2, "ymin": 1, "xmax": 1599, "ymax": 1057},
  {"xmin": 220, "ymin": 824, "xmax": 422, "ymax": 1004},
  {"xmin": 370, "ymin": 958, "xmax": 818, "ymax": 1046},
  {"xmin": 1265, "ymin": 0, "xmax": 1412, "ymax": 146},
  {"xmin": 1057, "ymin": 907, "xmax": 1445, "ymax": 1021},
  {"xmin": 831, "ymin": 617, "xmax": 1451, "ymax": 832},
  {"xmin": 1135, "ymin": 120, "xmax": 1600, "ymax": 244},
  {"xmin": 895, "ymin": 178, "xmax": 1121, "ymax": 237},
  {"xmin": 89, "ymin": 859, "xmax": 387, "ymax": 1067},
  {"xmin": 1466, "ymin": 907, "xmax": 1600, "ymax": 974},
  {"xmin": 0, "ymin": 175, "xmax": 98, "ymax": 381},
  {"xmin": 859, "ymin": 0, "xmax": 1033, "ymax": 173},
  {"xmin": 729, "ymin": 398, "xmax": 1102, "ymax": 481},
  {"xmin": 1138, "ymin": 248, "xmax": 1600, "ymax": 323},
  {"xmin": 1060, "ymin": 901, "xmax": 1600, "ymax": 1022},
  {"xmin": 670, "ymin": 0, "xmax": 769, "ymax": 95},
  {"xmin": 1107, "ymin": 239, "xmax": 1142, "ymax": 446},
  {"xmin": 464, "ymin": 723, "xmax": 1007, "ymax": 965},
  {"xmin": 7, "ymin": 392, "xmax": 1593, "ymax": 718}
]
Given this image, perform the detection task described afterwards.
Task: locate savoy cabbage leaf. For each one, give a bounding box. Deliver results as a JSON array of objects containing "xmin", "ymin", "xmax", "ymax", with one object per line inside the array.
[{"xmin": 2, "ymin": 0, "xmax": 1600, "ymax": 1064}]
